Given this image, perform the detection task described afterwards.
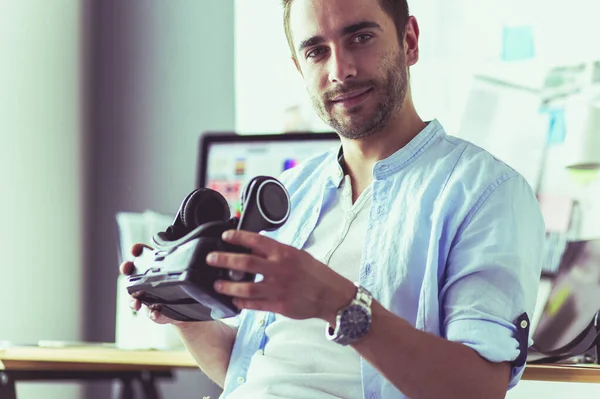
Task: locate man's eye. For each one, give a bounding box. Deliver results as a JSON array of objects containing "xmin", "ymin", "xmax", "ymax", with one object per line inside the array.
[
  {"xmin": 306, "ymin": 47, "xmax": 327, "ymax": 59},
  {"xmin": 353, "ymin": 34, "xmax": 372, "ymax": 44}
]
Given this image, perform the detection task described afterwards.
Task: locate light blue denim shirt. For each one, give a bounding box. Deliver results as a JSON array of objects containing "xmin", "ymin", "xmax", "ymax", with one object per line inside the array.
[{"xmin": 220, "ymin": 119, "xmax": 545, "ymax": 399}]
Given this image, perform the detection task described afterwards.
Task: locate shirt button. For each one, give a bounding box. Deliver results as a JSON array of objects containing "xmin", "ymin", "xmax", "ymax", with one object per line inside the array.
[
  {"xmin": 258, "ymin": 318, "xmax": 265, "ymax": 326},
  {"xmin": 237, "ymin": 376, "xmax": 245, "ymax": 384},
  {"xmin": 337, "ymin": 169, "xmax": 342, "ymax": 176}
]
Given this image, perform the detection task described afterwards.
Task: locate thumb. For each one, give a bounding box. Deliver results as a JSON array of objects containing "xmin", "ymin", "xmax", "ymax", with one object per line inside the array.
[{"xmin": 147, "ymin": 305, "xmax": 186, "ymax": 326}]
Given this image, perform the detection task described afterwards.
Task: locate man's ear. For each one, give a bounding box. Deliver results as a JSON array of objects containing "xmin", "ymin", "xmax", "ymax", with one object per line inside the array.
[
  {"xmin": 293, "ymin": 56, "xmax": 303, "ymax": 77},
  {"xmin": 403, "ymin": 16, "xmax": 420, "ymax": 67}
]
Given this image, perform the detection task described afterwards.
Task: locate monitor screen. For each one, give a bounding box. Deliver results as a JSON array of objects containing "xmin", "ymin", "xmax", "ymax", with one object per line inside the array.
[{"xmin": 197, "ymin": 132, "xmax": 340, "ymax": 218}]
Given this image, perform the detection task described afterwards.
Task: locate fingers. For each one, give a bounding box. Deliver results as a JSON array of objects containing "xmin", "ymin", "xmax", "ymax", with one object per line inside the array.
[
  {"xmin": 129, "ymin": 299, "xmax": 177, "ymax": 325},
  {"xmin": 231, "ymin": 298, "xmax": 279, "ymax": 312},
  {"xmin": 146, "ymin": 305, "xmax": 177, "ymax": 325},
  {"xmin": 129, "ymin": 297, "xmax": 142, "ymax": 312},
  {"xmin": 124, "ymin": 243, "xmax": 183, "ymax": 326},
  {"xmin": 120, "ymin": 243, "xmax": 153, "ymax": 275},
  {"xmin": 120, "ymin": 261, "xmax": 135, "ymax": 275},
  {"xmin": 221, "ymin": 230, "xmax": 278, "ymax": 258},
  {"xmin": 214, "ymin": 281, "xmax": 272, "ymax": 299},
  {"xmin": 206, "ymin": 252, "xmax": 272, "ymax": 275},
  {"xmin": 131, "ymin": 243, "xmax": 153, "ymax": 257}
]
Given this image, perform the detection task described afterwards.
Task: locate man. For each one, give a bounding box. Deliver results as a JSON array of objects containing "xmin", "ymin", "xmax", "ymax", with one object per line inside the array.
[{"xmin": 121, "ymin": 0, "xmax": 545, "ymax": 397}]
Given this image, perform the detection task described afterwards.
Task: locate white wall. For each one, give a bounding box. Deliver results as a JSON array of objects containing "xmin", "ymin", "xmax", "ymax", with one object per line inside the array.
[
  {"xmin": 0, "ymin": 0, "xmax": 84, "ymax": 398},
  {"xmin": 234, "ymin": 0, "xmax": 331, "ymax": 134}
]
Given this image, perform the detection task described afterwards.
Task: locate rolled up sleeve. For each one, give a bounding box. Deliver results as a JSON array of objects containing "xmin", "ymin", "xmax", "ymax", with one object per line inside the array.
[{"xmin": 441, "ymin": 175, "xmax": 545, "ymax": 389}]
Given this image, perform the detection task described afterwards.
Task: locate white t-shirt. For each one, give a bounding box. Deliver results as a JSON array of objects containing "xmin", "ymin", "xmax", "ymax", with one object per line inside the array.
[{"xmin": 228, "ymin": 176, "xmax": 372, "ymax": 399}]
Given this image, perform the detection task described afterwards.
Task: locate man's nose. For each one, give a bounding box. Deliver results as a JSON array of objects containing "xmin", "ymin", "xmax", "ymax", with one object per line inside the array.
[{"xmin": 327, "ymin": 48, "xmax": 357, "ymax": 84}]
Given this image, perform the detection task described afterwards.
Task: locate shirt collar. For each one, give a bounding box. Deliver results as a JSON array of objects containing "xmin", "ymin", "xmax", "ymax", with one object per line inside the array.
[
  {"xmin": 328, "ymin": 146, "xmax": 345, "ymax": 187},
  {"xmin": 327, "ymin": 119, "xmax": 445, "ymax": 185}
]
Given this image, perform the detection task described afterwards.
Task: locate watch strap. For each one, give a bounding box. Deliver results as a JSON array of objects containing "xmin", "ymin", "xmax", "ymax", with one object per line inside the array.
[{"xmin": 326, "ymin": 282, "xmax": 373, "ymax": 345}]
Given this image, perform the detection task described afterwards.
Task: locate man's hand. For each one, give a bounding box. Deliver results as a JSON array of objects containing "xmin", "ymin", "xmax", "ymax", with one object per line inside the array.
[
  {"xmin": 119, "ymin": 243, "xmax": 188, "ymax": 327},
  {"xmin": 119, "ymin": 243, "xmax": 238, "ymax": 388},
  {"xmin": 206, "ymin": 230, "xmax": 356, "ymax": 323}
]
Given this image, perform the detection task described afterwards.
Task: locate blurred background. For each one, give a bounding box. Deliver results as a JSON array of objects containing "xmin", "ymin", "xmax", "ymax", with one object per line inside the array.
[{"xmin": 0, "ymin": 0, "xmax": 599, "ymax": 398}]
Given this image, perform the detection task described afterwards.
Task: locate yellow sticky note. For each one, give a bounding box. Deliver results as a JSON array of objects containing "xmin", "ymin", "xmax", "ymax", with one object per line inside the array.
[
  {"xmin": 546, "ymin": 286, "xmax": 571, "ymax": 317},
  {"xmin": 568, "ymin": 169, "xmax": 599, "ymax": 185}
]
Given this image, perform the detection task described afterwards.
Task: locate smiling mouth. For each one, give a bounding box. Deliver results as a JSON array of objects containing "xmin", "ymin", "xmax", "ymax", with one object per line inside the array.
[{"xmin": 331, "ymin": 88, "xmax": 372, "ymax": 108}]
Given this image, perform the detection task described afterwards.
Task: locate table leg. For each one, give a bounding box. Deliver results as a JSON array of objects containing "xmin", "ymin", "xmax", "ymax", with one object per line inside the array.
[
  {"xmin": 0, "ymin": 372, "xmax": 17, "ymax": 399},
  {"xmin": 139, "ymin": 371, "xmax": 159, "ymax": 399},
  {"xmin": 119, "ymin": 377, "xmax": 135, "ymax": 399},
  {"xmin": 0, "ymin": 369, "xmax": 170, "ymax": 399}
]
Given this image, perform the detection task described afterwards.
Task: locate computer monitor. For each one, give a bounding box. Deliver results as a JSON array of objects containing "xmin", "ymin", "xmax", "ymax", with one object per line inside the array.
[{"xmin": 197, "ymin": 132, "xmax": 340, "ymax": 217}]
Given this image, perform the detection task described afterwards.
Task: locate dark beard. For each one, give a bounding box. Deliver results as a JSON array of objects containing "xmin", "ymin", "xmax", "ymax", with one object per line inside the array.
[{"xmin": 310, "ymin": 51, "xmax": 407, "ymax": 140}]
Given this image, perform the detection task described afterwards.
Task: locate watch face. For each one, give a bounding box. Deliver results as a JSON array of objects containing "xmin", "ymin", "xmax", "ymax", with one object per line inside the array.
[{"xmin": 340, "ymin": 304, "xmax": 371, "ymax": 340}]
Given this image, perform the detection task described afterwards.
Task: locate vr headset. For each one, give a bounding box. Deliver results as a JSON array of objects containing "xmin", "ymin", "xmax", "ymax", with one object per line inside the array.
[{"xmin": 126, "ymin": 176, "xmax": 291, "ymax": 322}]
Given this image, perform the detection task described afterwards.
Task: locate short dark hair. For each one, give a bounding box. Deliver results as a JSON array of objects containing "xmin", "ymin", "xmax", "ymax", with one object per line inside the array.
[{"xmin": 282, "ymin": 0, "xmax": 410, "ymax": 58}]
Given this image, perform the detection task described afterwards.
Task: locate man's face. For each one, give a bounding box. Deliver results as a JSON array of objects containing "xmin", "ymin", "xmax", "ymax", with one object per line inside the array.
[{"xmin": 289, "ymin": 0, "xmax": 409, "ymax": 139}]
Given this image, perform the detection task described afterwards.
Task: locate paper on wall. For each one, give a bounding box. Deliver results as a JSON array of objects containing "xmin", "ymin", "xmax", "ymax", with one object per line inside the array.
[{"xmin": 456, "ymin": 75, "xmax": 548, "ymax": 192}]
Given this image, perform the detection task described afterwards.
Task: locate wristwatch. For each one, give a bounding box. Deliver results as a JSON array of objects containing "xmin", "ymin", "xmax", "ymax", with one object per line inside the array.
[{"xmin": 326, "ymin": 282, "xmax": 373, "ymax": 346}]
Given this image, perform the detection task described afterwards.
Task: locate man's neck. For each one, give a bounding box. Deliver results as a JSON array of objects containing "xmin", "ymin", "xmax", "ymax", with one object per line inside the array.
[{"xmin": 340, "ymin": 105, "xmax": 426, "ymax": 203}]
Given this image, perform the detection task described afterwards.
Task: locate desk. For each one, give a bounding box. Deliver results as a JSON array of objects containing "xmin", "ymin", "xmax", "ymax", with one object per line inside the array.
[
  {"xmin": 0, "ymin": 346, "xmax": 198, "ymax": 399},
  {"xmin": 2, "ymin": 347, "xmax": 600, "ymax": 398},
  {"xmin": 524, "ymin": 363, "xmax": 600, "ymax": 383}
]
